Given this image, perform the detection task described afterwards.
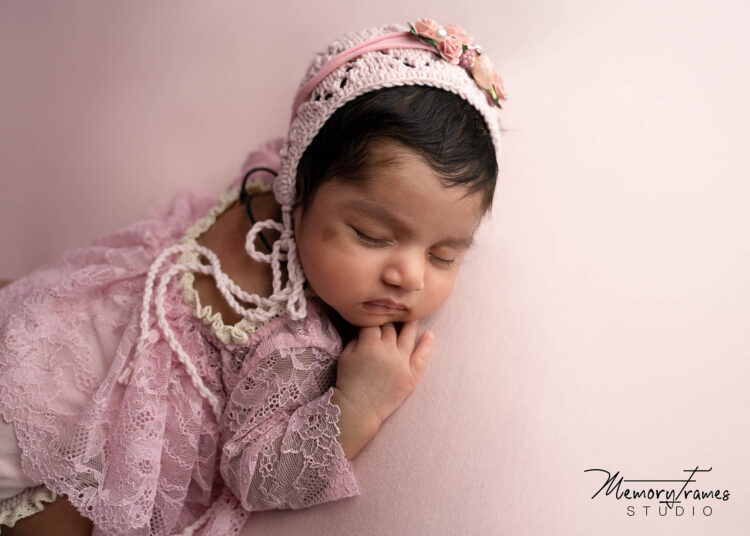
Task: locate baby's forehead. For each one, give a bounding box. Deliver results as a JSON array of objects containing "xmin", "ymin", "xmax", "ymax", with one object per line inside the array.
[
  {"xmin": 355, "ymin": 142, "xmax": 482, "ymax": 203},
  {"xmin": 357, "ymin": 138, "xmax": 433, "ymax": 174},
  {"xmin": 326, "ymin": 160, "xmax": 483, "ymax": 239},
  {"xmin": 364, "ymin": 138, "xmax": 422, "ymax": 161}
]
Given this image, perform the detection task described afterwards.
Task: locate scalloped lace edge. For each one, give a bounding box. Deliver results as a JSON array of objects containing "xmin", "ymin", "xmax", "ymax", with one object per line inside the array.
[
  {"xmin": 0, "ymin": 486, "xmax": 58, "ymax": 528},
  {"xmin": 177, "ymin": 179, "xmax": 278, "ymax": 345}
]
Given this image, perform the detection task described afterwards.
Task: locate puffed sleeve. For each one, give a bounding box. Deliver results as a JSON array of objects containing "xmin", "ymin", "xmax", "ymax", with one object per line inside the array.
[{"xmin": 220, "ymin": 342, "xmax": 361, "ymax": 511}]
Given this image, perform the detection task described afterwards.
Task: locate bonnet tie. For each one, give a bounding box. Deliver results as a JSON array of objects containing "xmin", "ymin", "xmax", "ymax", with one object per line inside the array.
[{"xmin": 116, "ymin": 184, "xmax": 295, "ymax": 422}]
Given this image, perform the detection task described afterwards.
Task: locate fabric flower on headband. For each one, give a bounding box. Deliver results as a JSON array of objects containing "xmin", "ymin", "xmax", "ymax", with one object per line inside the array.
[{"xmin": 408, "ymin": 19, "xmax": 508, "ymax": 108}]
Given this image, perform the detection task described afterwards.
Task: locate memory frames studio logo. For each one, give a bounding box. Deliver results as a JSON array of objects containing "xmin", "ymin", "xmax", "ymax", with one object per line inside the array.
[{"xmin": 584, "ymin": 466, "xmax": 731, "ymax": 518}]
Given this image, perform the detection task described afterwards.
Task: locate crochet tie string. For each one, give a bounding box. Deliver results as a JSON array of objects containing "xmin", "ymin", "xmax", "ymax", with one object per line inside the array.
[{"xmin": 117, "ymin": 185, "xmax": 303, "ymax": 422}]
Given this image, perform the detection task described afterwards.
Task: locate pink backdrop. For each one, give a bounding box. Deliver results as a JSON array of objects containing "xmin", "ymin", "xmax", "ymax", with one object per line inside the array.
[{"xmin": 1, "ymin": 1, "xmax": 748, "ymax": 534}]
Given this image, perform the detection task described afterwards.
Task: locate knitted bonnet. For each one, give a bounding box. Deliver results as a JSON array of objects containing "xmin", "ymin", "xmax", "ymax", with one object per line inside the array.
[{"xmin": 246, "ymin": 20, "xmax": 507, "ymax": 322}]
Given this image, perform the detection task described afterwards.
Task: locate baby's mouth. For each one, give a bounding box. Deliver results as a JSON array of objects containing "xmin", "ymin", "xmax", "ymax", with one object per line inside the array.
[{"xmin": 362, "ymin": 300, "xmax": 408, "ymax": 313}]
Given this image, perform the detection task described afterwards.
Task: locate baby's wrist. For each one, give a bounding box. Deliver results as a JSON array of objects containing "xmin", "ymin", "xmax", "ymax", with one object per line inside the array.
[
  {"xmin": 331, "ymin": 387, "xmax": 381, "ymax": 459},
  {"xmin": 332, "ymin": 386, "xmax": 382, "ymax": 432}
]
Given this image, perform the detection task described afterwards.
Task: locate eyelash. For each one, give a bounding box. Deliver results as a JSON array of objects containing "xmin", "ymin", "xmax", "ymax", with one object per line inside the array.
[
  {"xmin": 429, "ymin": 255, "xmax": 456, "ymax": 269},
  {"xmin": 351, "ymin": 227, "xmax": 457, "ymax": 269},
  {"xmin": 352, "ymin": 227, "xmax": 389, "ymax": 247}
]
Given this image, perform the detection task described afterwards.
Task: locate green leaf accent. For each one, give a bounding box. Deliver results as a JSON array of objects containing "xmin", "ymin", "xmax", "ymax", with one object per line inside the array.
[
  {"xmin": 489, "ymin": 86, "xmax": 501, "ymax": 106},
  {"xmin": 408, "ymin": 22, "xmax": 418, "ymax": 35}
]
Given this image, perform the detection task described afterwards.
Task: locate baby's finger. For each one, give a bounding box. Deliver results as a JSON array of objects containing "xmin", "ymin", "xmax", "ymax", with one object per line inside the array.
[
  {"xmin": 380, "ymin": 322, "xmax": 397, "ymax": 344},
  {"xmin": 397, "ymin": 320, "xmax": 418, "ymax": 355},
  {"xmin": 358, "ymin": 325, "xmax": 381, "ymax": 346},
  {"xmin": 409, "ymin": 330, "xmax": 434, "ymax": 379}
]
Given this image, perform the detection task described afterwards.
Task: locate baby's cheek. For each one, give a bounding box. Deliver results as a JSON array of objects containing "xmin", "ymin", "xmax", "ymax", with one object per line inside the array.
[
  {"xmin": 424, "ymin": 273, "xmax": 459, "ymax": 313},
  {"xmin": 335, "ymin": 239, "xmax": 375, "ymax": 269},
  {"xmin": 313, "ymin": 243, "xmax": 367, "ymax": 292}
]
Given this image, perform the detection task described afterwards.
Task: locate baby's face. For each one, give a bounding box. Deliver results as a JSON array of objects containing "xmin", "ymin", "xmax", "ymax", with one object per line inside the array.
[{"xmin": 293, "ymin": 140, "xmax": 484, "ymax": 327}]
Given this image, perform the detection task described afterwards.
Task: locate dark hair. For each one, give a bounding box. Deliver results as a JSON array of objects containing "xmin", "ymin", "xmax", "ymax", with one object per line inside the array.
[{"xmin": 295, "ymin": 85, "xmax": 498, "ymax": 215}]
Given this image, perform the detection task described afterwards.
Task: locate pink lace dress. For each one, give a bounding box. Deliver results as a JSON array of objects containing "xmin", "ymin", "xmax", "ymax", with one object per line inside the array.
[{"xmin": 0, "ymin": 140, "xmax": 360, "ymax": 535}]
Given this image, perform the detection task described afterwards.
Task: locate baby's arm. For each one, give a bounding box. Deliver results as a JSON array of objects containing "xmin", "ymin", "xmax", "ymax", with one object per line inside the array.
[
  {"xmin": 219, "ymin": 320, "xmax": 432, "ymax": 512},
  {"xmin": 220, "ymin": 345, "xmax": 359, "ymax": 512},
  {"xmin": 331, "ymin": 321, "xmax": 434, "ymax": 459}
]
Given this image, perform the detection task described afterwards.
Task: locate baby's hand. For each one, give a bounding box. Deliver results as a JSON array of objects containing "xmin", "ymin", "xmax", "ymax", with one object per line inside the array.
[{"xmin": 334, "ymin": 321, "xmax": 434, "ymax": 430}]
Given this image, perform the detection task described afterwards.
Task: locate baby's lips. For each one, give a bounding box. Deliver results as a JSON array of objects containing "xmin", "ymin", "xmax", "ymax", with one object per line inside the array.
[{"xmin": 366, "ymin": 299, "xmax": 408, "ymax": 310}]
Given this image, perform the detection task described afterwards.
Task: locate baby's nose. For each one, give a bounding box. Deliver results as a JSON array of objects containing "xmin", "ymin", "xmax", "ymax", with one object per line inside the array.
[{"xmin": 381, "ymin": 253, "xmax": 424, "ymax": 291}]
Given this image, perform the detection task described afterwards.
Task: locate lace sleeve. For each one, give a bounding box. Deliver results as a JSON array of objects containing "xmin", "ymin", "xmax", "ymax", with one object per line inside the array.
[{"xmin": 220, "ymin": 345, "xmax": 360, "ymax": 512}]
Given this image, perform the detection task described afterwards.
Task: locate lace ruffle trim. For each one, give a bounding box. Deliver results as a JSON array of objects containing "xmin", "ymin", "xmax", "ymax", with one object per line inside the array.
[
  {"xmin": 177, "ymin": 179, "xmax": 279, "ymax": 345},
  {"xmin": 0, "ymin": 485, "xmax": 58, "ymax": 528}
]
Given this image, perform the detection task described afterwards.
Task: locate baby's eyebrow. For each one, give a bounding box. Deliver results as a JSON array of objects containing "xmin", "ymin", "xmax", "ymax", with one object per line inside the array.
[
  {"xmin": 347, "ymin": 199, "xmax": 475, "ymax": 249},
  {"xmin": 347, "ymin": 199, "xmax": 408, "ymax": 229},
  {"xmin": 435, "ymin": 235, "xmax": 475, "ymax": 249}
]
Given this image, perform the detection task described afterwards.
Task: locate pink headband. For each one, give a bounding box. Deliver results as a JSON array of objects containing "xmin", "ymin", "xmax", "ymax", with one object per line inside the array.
[
  {"xmin": 290, "ymin": 21, "xmax": 508, "ymax": 125},
  {"xmin": 290, "ymin": 32, "xmax": 436, "ymax": 120}
]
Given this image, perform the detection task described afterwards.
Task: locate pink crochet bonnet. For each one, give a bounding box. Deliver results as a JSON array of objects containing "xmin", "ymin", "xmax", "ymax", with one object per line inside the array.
[{"xmin": 247, "ymin": 20, "xmax": 507, "ymax": 322}]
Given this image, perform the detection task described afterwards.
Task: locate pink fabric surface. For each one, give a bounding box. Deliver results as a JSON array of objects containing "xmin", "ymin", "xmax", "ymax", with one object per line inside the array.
[{"xmin": 1, "ymin": 2, "xmax": 748, "ymax": 535}]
